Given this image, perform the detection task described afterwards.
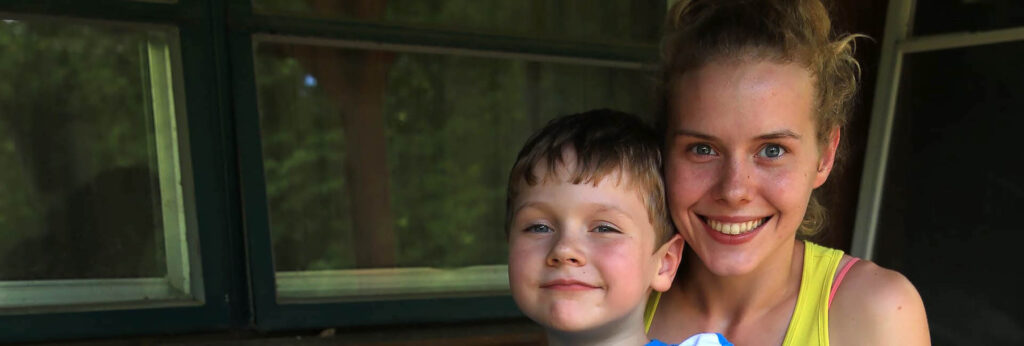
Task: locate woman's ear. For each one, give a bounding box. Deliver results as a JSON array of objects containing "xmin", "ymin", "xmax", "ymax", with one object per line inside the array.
[
  {"xmin": 814, "ymin": 126, "xmax": 841, "ymax": 188},
  {"xmin": 651, "ymin": 234, "xmax": 684, "ymax": 292}
]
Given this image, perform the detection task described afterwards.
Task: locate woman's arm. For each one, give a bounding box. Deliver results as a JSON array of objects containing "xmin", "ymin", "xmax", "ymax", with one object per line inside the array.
[{"xmin": 829, "ymin": 260, "xmax": 931, "ymax": 345}]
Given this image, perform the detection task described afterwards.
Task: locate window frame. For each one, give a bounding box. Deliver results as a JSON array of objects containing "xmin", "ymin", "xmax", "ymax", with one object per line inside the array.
[
  {"xmin": 0, "ymin": 0, "xmax": 248, "ymax": 343},
  {"xmin": 852, "ymin": 0, "xmax": 1024, "ymax": 259}
]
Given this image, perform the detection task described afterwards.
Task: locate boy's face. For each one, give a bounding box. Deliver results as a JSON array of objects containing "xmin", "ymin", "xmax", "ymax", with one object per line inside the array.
[{"xmin": 508, "ymin": 158, "xmax": 680, "ymax": 334}]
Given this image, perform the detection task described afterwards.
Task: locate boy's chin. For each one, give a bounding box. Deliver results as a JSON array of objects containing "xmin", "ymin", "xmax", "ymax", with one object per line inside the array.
[
  {"xmin": 538, "ymin": 306, "xmax": 615, "ymax": 334},
  {"xmin": 543, "ymin": 318, "xmax": 595, "ymax": 333}
]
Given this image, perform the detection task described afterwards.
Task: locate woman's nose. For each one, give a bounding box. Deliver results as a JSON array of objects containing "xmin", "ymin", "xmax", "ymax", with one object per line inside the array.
[
  {"xmin": 545, "ymin": 234, "xmax": 586, "ymax": 267},
  {"xmin": 716, "ymin": 157, "xmax": 753, "ymax": 205}
]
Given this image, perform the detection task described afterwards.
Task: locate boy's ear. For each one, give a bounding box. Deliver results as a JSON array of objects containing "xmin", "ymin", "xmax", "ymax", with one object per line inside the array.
[{"xmin": 651, "ymin": 234, "xmax": 684, "ymax": 293}]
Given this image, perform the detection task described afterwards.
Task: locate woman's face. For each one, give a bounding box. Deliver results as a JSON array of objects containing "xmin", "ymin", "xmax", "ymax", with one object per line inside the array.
[{"xmin": 664, "ymin": 59, "xmax": 838, "ymax": 276}]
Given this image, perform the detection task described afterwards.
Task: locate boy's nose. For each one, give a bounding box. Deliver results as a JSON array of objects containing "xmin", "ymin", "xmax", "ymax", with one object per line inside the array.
[{"xmin": 545, "ymin": 237, "xmax": 586, "ymax": 267}]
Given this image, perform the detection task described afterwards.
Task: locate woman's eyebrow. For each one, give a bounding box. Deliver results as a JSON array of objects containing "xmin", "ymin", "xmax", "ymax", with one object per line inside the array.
[
  {"xmin": 670, "ymin": 129, "xmax": 802, "ymax": 141},
  {"xmin": 757, "ymin": 129, "xmax": 801, "ymax": 140},
  {"xmin": 670, "ymin": 129, "xmax": 717, "ymax": 141}
]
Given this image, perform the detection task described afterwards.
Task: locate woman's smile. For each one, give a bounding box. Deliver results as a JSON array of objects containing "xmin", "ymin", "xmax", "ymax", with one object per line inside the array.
[
  {"xmin": 699, "ymin": 215, "xmax": 771, "ymax": 235},
  {"xmin": 697, "ymin": 214, "xmax": 773, "ymax": 245}
]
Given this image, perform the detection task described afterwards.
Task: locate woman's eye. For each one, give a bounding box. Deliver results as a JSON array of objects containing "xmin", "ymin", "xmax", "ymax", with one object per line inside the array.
[
  {"xmin": 593, "ymin": 225, "xmax": 621, "ymax": 233},
  {"xmin": 690, "ymin": 143, "xmax": 717, "ymax": 156},
  {"xmin": 758, "ymin": 144, "xmax": 786, "ymax": 159},
  {"xmin": 526, "ymin": 224, "xmax": 553, "ymax": 233}
]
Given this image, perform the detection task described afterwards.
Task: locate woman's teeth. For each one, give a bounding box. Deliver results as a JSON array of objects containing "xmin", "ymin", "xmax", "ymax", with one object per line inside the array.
[{"xmin": 708, "ymin": 218, "xmax": 766, "ymax": 235}]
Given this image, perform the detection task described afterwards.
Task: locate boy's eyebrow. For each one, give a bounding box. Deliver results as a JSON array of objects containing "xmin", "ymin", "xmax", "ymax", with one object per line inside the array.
[
  {"xmin": 670, "ymin": 129, "xmax": 802, "ymax": 141},
  {"xmin": 592, "ymin": 204, "xmax": 633, "ymax": 219},
  {"xmin": 510, "ymin": 202, "xmax": 634, "ymax": 221},
  {"xmin": 511, "ymin": 201, "xmax": 546, "ymax": 216}
]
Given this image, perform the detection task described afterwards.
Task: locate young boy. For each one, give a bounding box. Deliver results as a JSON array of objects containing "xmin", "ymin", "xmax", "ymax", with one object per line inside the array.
[{"xmin": 505, "ymin": 109, "xmax": 731, "ymax": 346}]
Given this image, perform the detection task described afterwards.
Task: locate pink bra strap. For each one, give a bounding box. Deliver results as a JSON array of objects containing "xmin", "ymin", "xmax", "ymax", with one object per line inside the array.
[{"xmin": 828, "ymin": 257, "xmax": 860, "ymax": 309}]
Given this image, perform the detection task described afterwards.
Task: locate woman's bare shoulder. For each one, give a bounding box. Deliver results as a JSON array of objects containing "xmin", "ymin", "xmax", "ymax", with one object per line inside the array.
[{"xmin": 829, "ymin": 258, "xmax": 931, "ymax": 345}]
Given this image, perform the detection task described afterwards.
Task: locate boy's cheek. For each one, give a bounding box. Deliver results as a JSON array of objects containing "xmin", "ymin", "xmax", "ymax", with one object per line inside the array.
[{"xmin": 507, "ymin": 245, "xmax": 539, "ymax": 288}]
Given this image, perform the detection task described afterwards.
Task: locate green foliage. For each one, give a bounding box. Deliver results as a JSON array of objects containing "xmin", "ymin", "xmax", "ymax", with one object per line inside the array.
[
  {"xmin": 0, "ymin": 19, "xmax": 167, "ymax": 278},
  {"xmin": 255, "ymin": 52, "xmax": 357, "ymax": 271},
  {"xmin": 252, "ymin": 1, "xmax": 661, "ymax": 273},
  {"xmin": 256, "ymin": 47, "xmax": 655, "ymax": 271}
]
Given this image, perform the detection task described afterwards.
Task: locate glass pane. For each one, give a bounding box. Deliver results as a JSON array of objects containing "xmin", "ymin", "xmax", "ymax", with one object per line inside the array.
[
  {"xmin": 0, "ymin": 17, "xmax": 194, "ymax": 307},
  {"xmin": 914, "ymin": 0, "xmax": 1024, "ymax": 36},
  {"xmin": 255, "ymin": 40, "xmax": 653, "ymax": 299},
  {"xmin": 252, "ymin": 0, "xmax": 664, "ymax": 44},
  {"xmin": 874, "ymin": 42, "xmax": 1024, "ymax": 344}
]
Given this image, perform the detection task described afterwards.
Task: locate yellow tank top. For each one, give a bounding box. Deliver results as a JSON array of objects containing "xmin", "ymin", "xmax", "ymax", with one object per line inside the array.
[{"xmin": 644, "ymin": 241, "xmax": 845, "ymax": 346}]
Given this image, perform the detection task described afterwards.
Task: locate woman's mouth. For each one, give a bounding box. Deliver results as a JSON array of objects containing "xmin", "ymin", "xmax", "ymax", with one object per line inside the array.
[{"xmin": 700, "ymin": 215, "xmax": 771, "ymax": 235}]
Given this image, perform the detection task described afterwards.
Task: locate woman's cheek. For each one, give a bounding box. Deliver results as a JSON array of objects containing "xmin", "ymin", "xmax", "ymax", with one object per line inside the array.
[
  {"xmin": 761, "ymin": 165, "xmax": 815, "ymax": 207},
  {"xmin": 668, "ymin": 161, "xmax": 711, "ymax": 201}
]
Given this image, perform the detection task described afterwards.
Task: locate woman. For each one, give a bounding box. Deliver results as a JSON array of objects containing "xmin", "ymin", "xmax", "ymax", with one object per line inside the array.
[{"xmin": 644, "ymin": 0, "xmax": 930, "ymax": 345}]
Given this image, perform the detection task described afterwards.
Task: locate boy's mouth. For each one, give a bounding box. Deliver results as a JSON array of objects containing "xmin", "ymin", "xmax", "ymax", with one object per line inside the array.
[
  {"xmin": 698, "ymin": 215, "xmax": 771, "ymax": 235},
  {"xmin": 541, "ymin": 279, "xmax": 600, "ymax": 291}
]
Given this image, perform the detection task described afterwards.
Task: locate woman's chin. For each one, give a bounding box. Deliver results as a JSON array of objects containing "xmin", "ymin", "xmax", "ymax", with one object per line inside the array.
[{"xmin": 692, "ymin": 247, "xmax": 761, "ymax": 276}]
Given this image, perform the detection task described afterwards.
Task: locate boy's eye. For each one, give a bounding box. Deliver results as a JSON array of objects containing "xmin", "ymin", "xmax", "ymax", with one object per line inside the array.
[
  {"xmin": 592, "ymin": 225, "xmax": 621, "ymax": 233},
  {"xmin": 526, "ymin": 224, "xmax": 553, "ymax": 233},
  {"xmin": 690, "ymin": 143, "xmax": 717, "ymax": 156},
  {"xmin": 758, "ymin": 144, "xmax": 786, "ymax": 159}
]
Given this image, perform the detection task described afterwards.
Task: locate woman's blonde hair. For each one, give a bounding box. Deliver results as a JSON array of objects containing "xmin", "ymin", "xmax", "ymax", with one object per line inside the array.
[{"xmin": 659, "ymin": 0, "xmax": 864, "ymax": 236}]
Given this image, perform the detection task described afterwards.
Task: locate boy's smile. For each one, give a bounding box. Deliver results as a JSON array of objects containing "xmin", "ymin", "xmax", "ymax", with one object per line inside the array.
[
  {"xmin": 507, "ymin": 152, "xmax": 678, "ymax": 336},
  {"xmin": 541, "ymin": 278, "xmax": 600, "ymax": 291}
]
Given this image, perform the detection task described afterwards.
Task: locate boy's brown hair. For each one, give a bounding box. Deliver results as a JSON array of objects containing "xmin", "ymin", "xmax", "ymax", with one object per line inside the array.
[{"xmin": 506, "ymin": 109, "xmax": 675, "ymax": 245}]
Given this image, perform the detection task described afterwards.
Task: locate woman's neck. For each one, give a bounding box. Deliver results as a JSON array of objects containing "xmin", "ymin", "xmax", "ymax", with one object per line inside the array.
[{"xmin": 678, "ymin": 239, "xmax": 804, "ymax": 319}]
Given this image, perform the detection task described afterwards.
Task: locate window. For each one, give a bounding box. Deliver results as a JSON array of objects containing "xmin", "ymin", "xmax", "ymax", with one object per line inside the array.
[
  {"xmin": 853, "ymin": 0, "xmax": 1024, "ymax": 343},
  {"xmin": 0, "ymin": 0, "xmax": 664, "ymax": 342},
  {"xmin": 0, "ymin": 2, "xmax": 239, "ymax": 343},
  {"xmin": 0, "ymin": 16, "xmax": 200, "ymax": 311},
  {"xmin": 254, "ymin": 40, "xmax": 653, "ymax": 302},
  {"xmin": 237, "ymin": 1, "xmax": 664, "ymax": 329}
]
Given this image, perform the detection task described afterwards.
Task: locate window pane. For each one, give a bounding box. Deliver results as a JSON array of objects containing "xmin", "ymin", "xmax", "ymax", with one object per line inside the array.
[
  {"xmin": 914, "ymin": 0, "xmax": 1024, "ymax": 36},
  {"xmin": 0, "ymin": 18, "xmax": 196, "ymax": 308},
  {"xmin": 252, "ymin": 0, "xmax": 664, "ymax": 43},
  {"xmin": 874, "ymin": 42, "xmax": 1024, "ymax": 344},
  {"xmin": 255, "ymin": 40, "xmax": 653, "ymax": 300}
]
